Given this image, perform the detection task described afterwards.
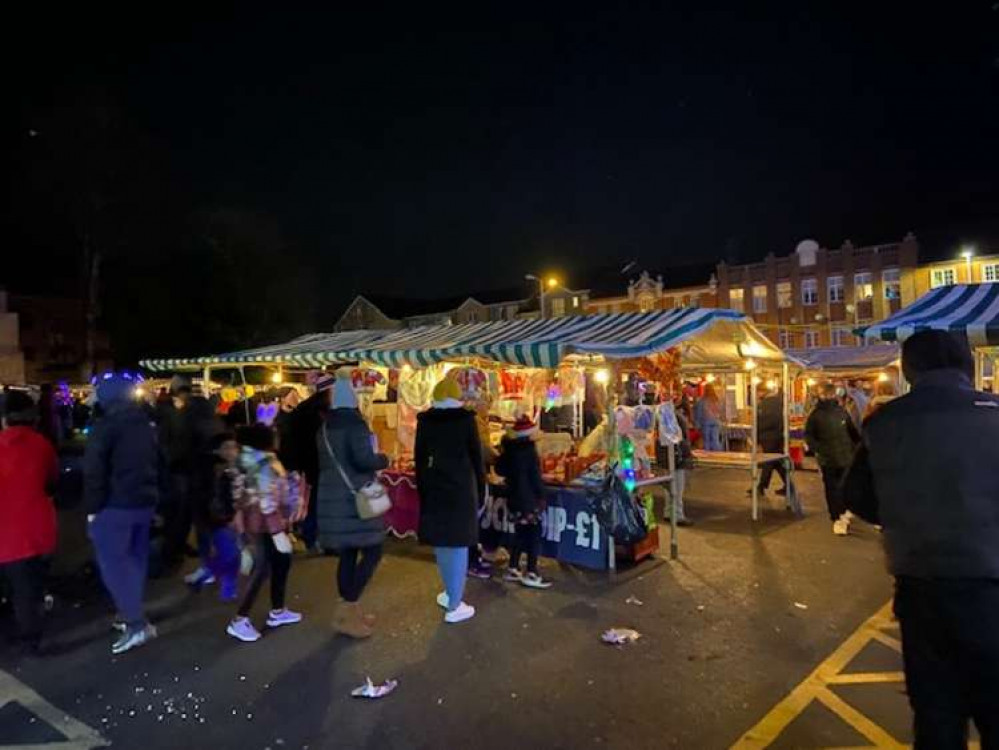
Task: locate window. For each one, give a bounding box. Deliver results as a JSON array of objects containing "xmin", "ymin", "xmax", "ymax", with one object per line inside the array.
[
  {"xmin": 507, "ymin": 305, "xmax": 519, "ymax": 319},
  {"xmin": 777, "ymin": 282, "xmax": 792, "ymax": 309},
  {"xmin": 550, "ymin": 298, "xmax": 566, "ymax": 317},
  {"xmin": 689, "ymin": 294, "xmax": 700, "ymax": 308},
  {"xmin": 985, "ymin": 264, "xmax": 999, "ymax": 283},
  {"xmin": 804, "ymin": 329, "xmax": 820, "ymax": 348},
  {"xmin": 831, "ymin": 327, "xmax": 850, "ymax": 347},
  {"xmin": 855, "ymin": 272, "xmax": 874, "ymax": 301},
  {"xmin": 883, "ymin": 268, "xmax": 901, "ymax": 300},
  {"xmin": 752, "ymin": 285, "xmax": 767, "ymax": 313},
  {"xmin": 931, "ymin": 267, "xmax": 956, "ymax": 289},
  {"xmin": 778, "ymin": 329, "xmax": 793, "ymax": 349},
  {"xmin": 801, "ymin": 278, "xmax": 818, "ymax": 306},
  {"xmin": 638, "ymin": 295, "xmax": 654, "ymax": 313},
  {"xmin": 672, "ymin": 297, "xmax": 683, "ymax": 309},
  {"xmin": 572, "ymin": 296, "xmax": 580, "ymax": 309},
  {"xmin": 827, "ymin": 275, "xmax": 845, "ymax": 303},
  {"xmin": 729, "ymin": 288, "xmax": 745, "ymax": 313}
]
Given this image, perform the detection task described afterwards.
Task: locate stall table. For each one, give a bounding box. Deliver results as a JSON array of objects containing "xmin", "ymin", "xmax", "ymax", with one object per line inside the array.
[{"xmin": 691, "ymin": 449, "xmax": 803, "ymax": 519}]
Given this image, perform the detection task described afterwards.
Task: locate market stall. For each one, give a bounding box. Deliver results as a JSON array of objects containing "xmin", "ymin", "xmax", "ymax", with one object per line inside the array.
[
  {"xmin": 141, "ymin": 307, "xmax": 794, "ymax": 564},
  {"xmin": 860, "ymin": 283, "xmax": 999, "ymax": 391}
]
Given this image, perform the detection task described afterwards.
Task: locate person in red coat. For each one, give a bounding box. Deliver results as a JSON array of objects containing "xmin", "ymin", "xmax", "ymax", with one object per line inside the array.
[{"xmin": 0, "ymin": 391, "xmax": 58, "ymax": 651}]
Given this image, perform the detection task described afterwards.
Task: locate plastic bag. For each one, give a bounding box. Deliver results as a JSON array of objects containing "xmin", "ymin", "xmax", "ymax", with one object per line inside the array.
[{"xmin": 590, "ymin": 468, "xmax": 648, "ymax": 544}]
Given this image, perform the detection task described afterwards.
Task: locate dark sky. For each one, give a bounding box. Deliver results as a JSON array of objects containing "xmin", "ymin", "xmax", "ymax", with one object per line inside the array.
[{"xmin": 5, "ymin": 2, "xmax": 999, "ymax": 305}]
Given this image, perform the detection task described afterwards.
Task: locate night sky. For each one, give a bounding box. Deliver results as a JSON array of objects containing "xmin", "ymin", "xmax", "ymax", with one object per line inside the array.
[{"xmin": 5, "ymin": 3, "xmax": 999, "ymax": 316}]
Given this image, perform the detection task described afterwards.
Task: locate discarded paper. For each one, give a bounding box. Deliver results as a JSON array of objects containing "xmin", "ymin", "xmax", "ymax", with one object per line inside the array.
[
  {"xmin": 351, "ymin": 678, "xmax": 399, "ymax": 699},
  {"xmin": 601, "ymin": 628, "xmax": 642, "ymax": 645},
  {"xmin": 625, "ymin": 595, "xmax": 644, "ymax": 606},
  {"xmin": 793, "ymin": 602, "xmax": 809, "ymax": 610}
]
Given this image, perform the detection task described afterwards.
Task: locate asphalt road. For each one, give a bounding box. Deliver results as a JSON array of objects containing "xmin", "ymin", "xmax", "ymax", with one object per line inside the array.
[{"xmin": 1, "ymin": 467, "xmax": 895, "ymax": 750}]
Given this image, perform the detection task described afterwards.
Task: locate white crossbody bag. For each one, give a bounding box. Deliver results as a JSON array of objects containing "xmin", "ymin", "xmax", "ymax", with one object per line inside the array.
[{"xmin": 321, "ymin": 428, "xmax": 391, "ymax": 520}]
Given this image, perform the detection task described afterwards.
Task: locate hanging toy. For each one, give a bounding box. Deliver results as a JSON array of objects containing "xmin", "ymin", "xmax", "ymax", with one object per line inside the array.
[
  {"xmin": 351, "ymin": 368, "xmax": 386, "ymax": 393},
  {"xmin": 451, "ymin": 366, "xmax": 487, "ymax": 401}
]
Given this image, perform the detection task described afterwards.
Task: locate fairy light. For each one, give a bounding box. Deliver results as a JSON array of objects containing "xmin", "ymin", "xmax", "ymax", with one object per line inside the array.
[
  {"xmin": 704, "ymin": 373, "xmax": 716, "ymax": 383},
  {"xmin": 594, "ymin": 368, "xmax": 610, "ymax": 385},
  {"xmin": 744, "ymin": 358, "xmax": 758, "ymax": 371},
  {"xmin": 620, "ymin": 436, "xmax": 637, "ymax": 492},
  {"xmin": 877, "ymin": 372, "xmax": 890, "ymax": 383}
]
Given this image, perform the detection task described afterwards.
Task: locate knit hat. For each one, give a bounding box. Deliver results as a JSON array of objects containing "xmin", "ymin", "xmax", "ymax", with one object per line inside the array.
[
  {"xmin": 432, "ymin": 378, "xmax": 462, "ymax": 403},
  {"xmin": 331, "ymin": 371, "xmax": 358, "ymax": 409},
  {"xmin": 509, "ymin": 414, "xmax": 537, "ymax": 439},
  {"xmin": 97, "ymin": 373, "xmax": 138, "ymax": 405},
  {"xmin": 902, "ymin": 330, "xmax": 974, "ymax": 384},
  {"xmin": 315, "ymin": 373, "xmax": 336, "ymax": 392}
]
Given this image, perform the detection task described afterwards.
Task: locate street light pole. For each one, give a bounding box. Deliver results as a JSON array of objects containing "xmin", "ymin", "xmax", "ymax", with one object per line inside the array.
[{"xmin": 962, "ymin": 247, "xmax": 975, "ymax": 283}]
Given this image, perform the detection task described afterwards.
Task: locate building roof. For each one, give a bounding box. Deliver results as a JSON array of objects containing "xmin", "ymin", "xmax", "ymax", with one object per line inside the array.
[{"xmin": 356, "ymin": 286, "xmax": 529, "ymax": 321}]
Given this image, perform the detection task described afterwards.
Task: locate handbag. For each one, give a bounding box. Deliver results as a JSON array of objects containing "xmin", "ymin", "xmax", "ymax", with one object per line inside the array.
[{"xmin": 321, "ymin": 427, "xmax": 392, "ymax": 520}]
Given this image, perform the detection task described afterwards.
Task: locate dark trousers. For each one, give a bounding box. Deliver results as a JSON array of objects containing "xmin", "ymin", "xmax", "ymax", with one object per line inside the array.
[
  {"xmin": 161, "ymin": 472, "xmax": 190, "ymax": 567},
  {"xmin": 510, "ymin": 523, "xmax": 542, "ymax": 574},
  {"xmin": 820, "ymin": 466, "xmax": 848, "ymax": 521},
  {"xmin": 336, "ymin": 544, "xmax": 383, "ymax": 603},
  {"xmin": 0, "ymin": 556, "xmax": 47, "ymax": 644},
  {"xmin": 89, "ymin": 507, "xmax": 154, "ymax": 628},
  {"xmin": 207, "ymin": 527, "xmax": 240, "ymax": 587},
  {"xmin": 758, "ymin": 460, "xmax": 788, "ymax": 492},
  {"xmin": 895, "ymin": 577, "xmax": 999, "ymax": 750},
  {"xmin": 238, "ymin": 534, "xmax": 291, "ymax": 617},
  {"xmin": 300, "ymin": 482, "xmax": 319, "ymax": 548}
]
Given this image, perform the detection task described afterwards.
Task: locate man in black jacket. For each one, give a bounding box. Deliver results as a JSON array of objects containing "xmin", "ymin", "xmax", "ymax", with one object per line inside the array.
[
  {"xmin": 85, "ymin": 374, "xmax": 167, "ymax": 655},
  {"xmin": 845, "ymin": 330, "xmax": 999, "ymax": 749},
  {"xmin": 805, "ymin": 382, "xmax": 860, "ymax": 535},
  {"xmin": 755, "ymin": 386, "xmax": 792, "ymax": 498}
]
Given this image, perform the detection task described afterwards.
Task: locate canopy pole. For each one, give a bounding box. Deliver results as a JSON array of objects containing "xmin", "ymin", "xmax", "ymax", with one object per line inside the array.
[
  {"xmin": 668, "ymin": 436, "xmax": 678, "ymax": 560},
  {"xmin": 750, "ymin": 372, "xmax": 759, "ymax": 521}
]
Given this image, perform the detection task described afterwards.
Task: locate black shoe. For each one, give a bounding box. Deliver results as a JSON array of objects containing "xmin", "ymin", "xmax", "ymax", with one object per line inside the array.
[
  {"xmin": 676, "ymin": 518, "xmax": 694, "ymax": 527},
  {"xmin": 775, "ymin": 487, "xmax": 788, "ymax": 496}
]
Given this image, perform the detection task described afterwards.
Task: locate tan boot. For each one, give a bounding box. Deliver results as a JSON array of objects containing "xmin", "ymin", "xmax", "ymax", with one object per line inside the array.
[{"xmin": 334, "ymin": 601, "xmax": 372, "ymax": 639}]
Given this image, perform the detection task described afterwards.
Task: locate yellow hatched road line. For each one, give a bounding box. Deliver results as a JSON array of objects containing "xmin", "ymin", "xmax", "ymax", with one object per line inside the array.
[{"xmin": 731, "ymin": 601, "xmax": 913, "ymax": 750}]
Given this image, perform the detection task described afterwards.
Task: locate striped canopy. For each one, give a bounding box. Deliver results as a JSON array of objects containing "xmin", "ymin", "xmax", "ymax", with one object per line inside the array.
[
  {"xmin": 140, "ymin": 307, "xmax": 784, "ymax": 372},
  {"xmin": 861, "ymin": 283, "xmax": 999, "ymax": 347}
]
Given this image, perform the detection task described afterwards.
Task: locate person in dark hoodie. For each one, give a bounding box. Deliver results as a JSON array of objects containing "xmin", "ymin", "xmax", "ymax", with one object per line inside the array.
[
  {"xmin": 415, "ymin": 378, "xmax": 484, "ymax": 624},
  {"xmin": 496, "ymin": 415, "xmax": 552, "ymax": 589},
  {"xmin": 316, "ymin": 372, "xmax": 389, "ymax": 639},
  {"xmin": 181, "ymin": 389, "xmax": 223, "ymax": 587},
  {"xmin": 157, "ymin": 376, "xmax": 193, "ymax": 570},
  {"xmin": 845, "ymin": 330, "xmax": 999, "ymax": 749},
  {"xmin": 84, "ymin": 373, "xmax": 166, "ymax": 655},
  {"xmin": 805, "ymin": 382, "xmax": 860, "ymax": 536},
  {"xmin": 0, "ymin": 391, "xmax": 58, "ymax": 653}
]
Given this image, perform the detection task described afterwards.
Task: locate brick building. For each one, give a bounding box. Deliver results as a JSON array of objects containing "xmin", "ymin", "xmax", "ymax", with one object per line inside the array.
[{"xmin": 714, "ymin": 234, "xmax": 920, "ymax": 349}]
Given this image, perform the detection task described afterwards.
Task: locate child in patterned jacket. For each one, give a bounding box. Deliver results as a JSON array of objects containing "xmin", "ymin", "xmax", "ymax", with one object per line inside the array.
[{"xmin": 226, "ymin": 423, "xmax": 305, "ymax": 643}]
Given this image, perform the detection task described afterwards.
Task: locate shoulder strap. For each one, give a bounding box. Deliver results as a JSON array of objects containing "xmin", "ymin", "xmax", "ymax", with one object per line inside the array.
[{"xmin": 321, "ymin": 424, "xmax": 356, "ymax": 493}]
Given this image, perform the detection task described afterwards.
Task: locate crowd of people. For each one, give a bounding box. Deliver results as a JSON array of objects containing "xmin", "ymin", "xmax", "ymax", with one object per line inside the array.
[{"xmin": 0, "ymin": 367, "xmax": 555, "ymax": 655}]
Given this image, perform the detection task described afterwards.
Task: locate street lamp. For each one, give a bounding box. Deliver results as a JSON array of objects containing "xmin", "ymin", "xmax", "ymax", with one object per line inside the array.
[
  {"xmin": 526, "ymin": 274, "xmax": 560, "ymax": 319},
  {"xmin": 961, "ymin": 246, "xmax": 975, "ymax": 283}
]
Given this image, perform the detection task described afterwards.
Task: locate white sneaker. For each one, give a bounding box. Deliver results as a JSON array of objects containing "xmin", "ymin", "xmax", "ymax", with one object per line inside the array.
[
  {"xmin": 184, "ymin": 567, "xmax": 215, "ymax": 586},
  {"xmin": 520, "ymin": 572, "xmax": 553, "ymax": 590},
  {"xmin": 503, "ymin": 568, "xmax": 523, "ymax": 582},
  {"xmin": 444, "ymin": 602, "xmax": 476, "ymax": 624},
  {"xmin": 111, "ymin": 624, "xmax": 158, "ymax": 655},
  {"xmin": 436, "ymin": 592, "xmax": 449, "ymax": 610},
  {"xmin": 266, "ymin": 608, "xmax": 303, "ymax": 628},
  {"xmin": 832, "ymin": 519, "xmax": 849, "ymax": 536},
  {"xmin": 843, "ymin": 511, "xmax": 855, "ymax": 523},
  {"xmin": 227, "ymin": 617, "xmax": 261, "ymax": 642}
]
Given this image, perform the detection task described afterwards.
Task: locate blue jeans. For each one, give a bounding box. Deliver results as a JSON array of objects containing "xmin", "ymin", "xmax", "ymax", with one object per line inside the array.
[
  {"xmin": 89, "ymin": 507, "xmax": 154, "ymax": 629},
  {"xmin": 434, "ymin": 547, "xmax": 467, "ymax": 612},
  {"xmin": 702, "ymin": 421, "xmax": 722, "ymax": 451}
]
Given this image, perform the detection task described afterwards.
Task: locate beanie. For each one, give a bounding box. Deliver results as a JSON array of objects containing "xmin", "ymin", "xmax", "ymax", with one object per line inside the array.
[
  {"xmin": 97, "ymin": 374, "xmax": 138, "ymax": 405},
  {"xmin": 901, "ymin": 330, "xmax": 974, "ymax": 384},
  {"xmin": 331, "ymin": 372, "xmax": 358, "ymax": 409},
  {"xmin": 432, "ymin": 378, "xmax": 462, "ymax": 403}
]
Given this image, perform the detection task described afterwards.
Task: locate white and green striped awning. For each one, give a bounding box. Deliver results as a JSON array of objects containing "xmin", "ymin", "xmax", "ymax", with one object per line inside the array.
[{"xmin": 140, "ymin": 307, "xmax": 785, "ymax": 372}]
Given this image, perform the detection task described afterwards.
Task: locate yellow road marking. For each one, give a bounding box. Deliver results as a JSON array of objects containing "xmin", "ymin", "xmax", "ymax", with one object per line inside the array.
[
  {"xmin": 826, "ymin": 672, "xmax": 905, "ymax": 685},
  {"xmin": 730, "ymin": 601, "xmax": 908, "ymax": 749}
]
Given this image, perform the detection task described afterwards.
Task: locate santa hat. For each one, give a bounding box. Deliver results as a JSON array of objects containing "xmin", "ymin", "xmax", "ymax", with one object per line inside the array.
[{"xmin": 509, "ymin": 414, "xmax": 537, "ymax": 439}]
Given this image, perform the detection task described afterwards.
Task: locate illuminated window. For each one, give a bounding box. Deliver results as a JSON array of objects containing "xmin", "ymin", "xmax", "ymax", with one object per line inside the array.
[
  {"xmin": 801, "ymin": 278, "xmax": 818, "ymax": 306},
  {"xmin": 931, "ymin": 267, "xmax": 956, "ymax": 289},
  {"xmin": 855, "ymin": 272, "xmax": 874, "ymax": 301},
  {"xmin": 729, "ymin": 288, "xmax": 745, "ymax": 312},
  {"xmin": 572, "ymin": 296, "xmax": 580, "ymax": 308},
  {"xmin": 831, "ymin": 327, "xmax": 850, "ymax": 347},
  {"xmin": 752, "ymin": 285, "xmax": 767, "ymax": 313},
  {"xmin": 804, "ymin": 329, "xmax": 820, "ymax": 348},
  {"xmin": 551, "ymin": 298, "xmax": 566, "ymax": 317},
  {"xmin": 777, "ymin": 282, "xmax": 792, "ymax": 309},
  {"xmin": 827, "ymin": 276, "xmax": 845, "ymax": 303},
  {"xmin": 984, "ymin": 264, "xmax": 999, "ymax": 283},
  {"xmin": 778, "ymin": 329, "xmax": 793, "ymax": 349},
  {"xmin": 638, "ymin": 295, "xmax": 654, "ymax": 313},
  {"xmin": 883, "ymin": 268, "xmax": 901, "ymax": 300}
]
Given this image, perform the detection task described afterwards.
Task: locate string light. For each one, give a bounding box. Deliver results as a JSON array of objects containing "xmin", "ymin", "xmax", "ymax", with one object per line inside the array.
[
  {"xmin": 877, "ymin": 372, "xmax": 890, "ymax": 383},
  {"xmin": 594, "ymin": 368, "xmax": 610, "ymax": 385},
  {"xmin": 620, "ymin": 436, "xmax": 637, "ymax": 492}
]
